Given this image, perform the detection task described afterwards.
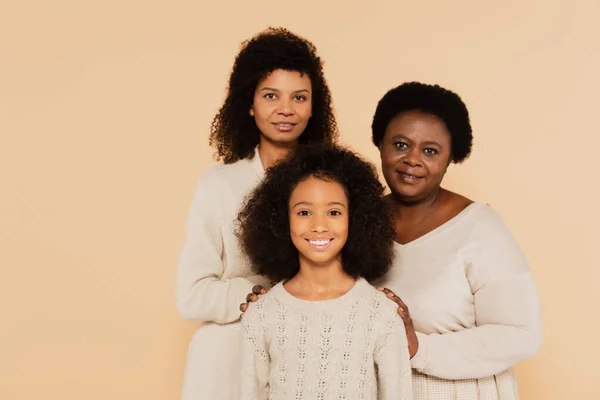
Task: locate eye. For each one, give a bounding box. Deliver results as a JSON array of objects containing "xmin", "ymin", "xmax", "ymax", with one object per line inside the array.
[
  {"xmin": 328, "ymin": 210, "xmax": 342, "ymax": 216},
  {"xmin": 297, "ymin": 210, "xmax": 310, "ymax": 216},
  {"xmin": 423, "ymin": 148, "xmax": 438, "ymax": 156},
  {"xmin": 394, "ymin": 142, "xmax": 408, "ymax": 149},
  {"xmin": 294, "ymin": 95, "xmax": 307, "ymax": 101},
  {"xmin": 264, "ymin": 93, "xmax": 277, "ymax": 100}
]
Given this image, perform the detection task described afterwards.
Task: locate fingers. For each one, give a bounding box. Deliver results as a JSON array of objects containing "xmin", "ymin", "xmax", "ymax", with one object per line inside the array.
[
  {"xmin": 246, "ymin": 293, "xmax": 258, "ymax": 303},
  {"xmin": 240, "ymin": 287, "xmax": 267, "ymax": 315},
  {"xmin": 397, "ymin": 306, "xmax": 411, "ymax": 322},
  {"xmin": 252, "ymin": 285, "xmax": 266, "ymax": 295},
  {"xmin": 377, "ymin": 287, "xmax": 403, "ymax": 306},
  {"xmin": 377, "ymin": 287, "xmax": 411, "ymax": 318},
  {"xmin": 395, "ymin": 295, "xmax": 408, "ymax": 311}
]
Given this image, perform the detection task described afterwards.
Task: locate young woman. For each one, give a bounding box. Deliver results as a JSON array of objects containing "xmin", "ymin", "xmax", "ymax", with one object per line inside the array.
[
  {"xmin": 176, "ymin": 27, "xmax": 337, "ymax": 400},
  {"xmin": 237, "ymin": 144, "xmax": 413, "ymax": 399}
]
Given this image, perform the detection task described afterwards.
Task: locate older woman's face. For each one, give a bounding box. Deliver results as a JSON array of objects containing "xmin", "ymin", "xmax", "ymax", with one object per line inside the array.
[{"xmin": 379, "ymin": 110, "xmax": 452, "ymax": 204}]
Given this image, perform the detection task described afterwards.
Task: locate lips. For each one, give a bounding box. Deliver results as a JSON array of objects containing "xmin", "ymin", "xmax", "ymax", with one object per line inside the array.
[
  {"xmin": 306, "ymin": 238, "xmax": 333, "ymax": 250},
  {"xmin": 397, "ymin": 171, "xmax": 423, "ymax": 184},
  {"xmin": 273, "ymin": 122, "xmax": 297, "ymax": 132}
]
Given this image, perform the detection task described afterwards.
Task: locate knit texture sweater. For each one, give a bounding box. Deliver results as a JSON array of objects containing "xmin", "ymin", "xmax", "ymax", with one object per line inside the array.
[{"xmin": 240, "ymin": 278, "xmax": 413, "ymax": 400}]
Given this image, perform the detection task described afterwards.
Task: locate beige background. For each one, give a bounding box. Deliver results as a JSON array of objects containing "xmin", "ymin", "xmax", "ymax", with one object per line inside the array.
[{"xmin": 1, "ymin": 0, "xmax": 599, "ymax": 399}]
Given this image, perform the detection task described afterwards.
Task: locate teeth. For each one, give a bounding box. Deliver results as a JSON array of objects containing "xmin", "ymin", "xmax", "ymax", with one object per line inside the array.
[{"xmin": 310, "ymin": 240, "xmax": 330, "ymax": 245}]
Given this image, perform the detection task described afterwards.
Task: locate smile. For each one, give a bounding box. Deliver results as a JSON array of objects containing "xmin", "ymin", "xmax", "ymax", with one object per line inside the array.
[
  {"xmin": 397, "ymin": 172, "xmax": 423, "ymax": 183},
  {"xmin": 306, "ymin": 238, "xmax": 333, "ymax": 250},
  {"xmin": 273, "ymin": 122, "xmax": 296, "ymax": 132}
]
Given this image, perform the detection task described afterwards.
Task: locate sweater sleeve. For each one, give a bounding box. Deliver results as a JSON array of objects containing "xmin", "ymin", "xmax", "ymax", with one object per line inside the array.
[
  {"xmin": 375, "ymin": 308, "xmax": 413, "ymax": 400},
  {"xmin": 176, "ymin": 176, "xmax": 269, "ymax": 323},
  {"xmin": 239, "ymin": 303, "xmax": 270, "ymax": 399},
  {"xmin": 410, "ymin": 207, "xmax": 542, "ymax": 379}
]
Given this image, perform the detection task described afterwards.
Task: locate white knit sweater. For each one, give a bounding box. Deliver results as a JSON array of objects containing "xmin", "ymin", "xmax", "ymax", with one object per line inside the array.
[
  {"xmin": 375, "ymin": 203, "xmax": 542, "ymax": 399},
  {"xmin": 177, "ymin": 147, "xmax": 272, "ymax": 400},
  {"xmin": 239, "ymin": 278, "xmax": 413, "ymax": 400}
]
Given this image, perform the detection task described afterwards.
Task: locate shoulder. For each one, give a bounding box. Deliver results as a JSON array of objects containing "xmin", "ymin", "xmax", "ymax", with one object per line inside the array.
[
  {"xmin": 465, "ymin": 203, "xmax": 518, "ymax": 242},
  {"xmin": 192, "ymin": 156, "xmax": 259, "ymax": 205},
  {"xmin": 197, "ymin": 156, "xmax": 254, "ymax": 187},
  {"xmin": 356, "ymin": 281, "xmax": 402, "ymax": 321},
  {"xmin": 364, "ymin": 287, "xmax": 407, "ymax": 342},
  {"xmin": 241, "ymin": 284, "xmax": 286, "ymax": 334},
  {"xmin": 244, "ymin": 283, "xmax": 283, "ymax": 316}
]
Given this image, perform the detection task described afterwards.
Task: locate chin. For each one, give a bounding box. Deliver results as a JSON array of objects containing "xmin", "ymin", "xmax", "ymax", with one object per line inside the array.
[
  {"xmin": 269, "ymin": 133, "xmax": 303, "ymax": 145},
  {"xmin": 302, "ymin": 254, "xmax": 337, "ymax": 266},
  {"xmin": 392, "ymin": 187, "xmax": 420, "ymax": 199}
]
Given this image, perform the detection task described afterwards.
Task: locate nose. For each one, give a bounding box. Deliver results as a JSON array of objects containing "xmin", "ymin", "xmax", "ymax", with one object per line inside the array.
[
  {"xmin": 402, "ymin": 147, "xmax": 423, "ymax": 168},
  {"xmin": 277, "ymin": 98, "xmax": 295, "ymax": 116},
  {"xmin": 310, "ymin": 215, "xmax": 328, "ymax": 233}
]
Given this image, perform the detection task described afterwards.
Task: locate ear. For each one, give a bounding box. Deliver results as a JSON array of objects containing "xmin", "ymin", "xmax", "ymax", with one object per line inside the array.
[{"xmin": 249, "ymin": 106, "xmax": 255, "ymax": 117}]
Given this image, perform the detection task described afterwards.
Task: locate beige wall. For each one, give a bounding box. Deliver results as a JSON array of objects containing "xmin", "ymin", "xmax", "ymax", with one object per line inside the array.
[{"xmin": 1, "ymin": 0, "xmax": 598, "ymax": 399}]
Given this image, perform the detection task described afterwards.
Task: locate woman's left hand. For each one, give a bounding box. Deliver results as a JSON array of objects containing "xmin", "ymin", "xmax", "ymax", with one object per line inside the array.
[{"xmin": 378, "ymin": 287, "xmax": 419, "ymax": 359}]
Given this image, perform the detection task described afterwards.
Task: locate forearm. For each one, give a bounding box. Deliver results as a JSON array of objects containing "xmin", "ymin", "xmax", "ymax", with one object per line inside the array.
[
  {"xmin": 411, "ymin": 322, "xmax": 541, "ymax": 379},
  {"xmin": 176, "ymin": 273, "xmax": 270, "ymax": 323},
  {"xmin": 411, "ymin": 273, "xmax": 542, "ymax": 379}
]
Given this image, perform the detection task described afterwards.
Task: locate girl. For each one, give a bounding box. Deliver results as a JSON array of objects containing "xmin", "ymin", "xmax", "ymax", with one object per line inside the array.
[
  {"xmin": 237, "ymin": 144, "xmax": 413, "ymax": 399},
  {"xmin": 176, "ymin": 27, "xmax": 337, "ymax": 400}
]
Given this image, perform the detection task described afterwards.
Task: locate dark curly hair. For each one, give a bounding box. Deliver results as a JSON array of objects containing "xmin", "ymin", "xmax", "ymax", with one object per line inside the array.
[
  {"xmin": 371, "ymin": 82, "xmax": 473, "ymax": 163},
  {"xmin": 237, "ymin": 144, "xmax": 395, "ymax": 284},
  {"xmin": 209, "ymin": 27, "xmax": 338, "ymax": 164}
]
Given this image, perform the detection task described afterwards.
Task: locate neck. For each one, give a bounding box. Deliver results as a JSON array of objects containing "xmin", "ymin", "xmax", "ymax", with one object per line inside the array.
[
  {"xmin": 258, "ymin": 139, "xmax": 297, "ymax": 170},
  {"xmin": 390, "ymin": 187, "xmax": 446, "ymax": 220},
  {"xmin": 289, "ymin": 258, "xmax": 355, "ymax": 294}
]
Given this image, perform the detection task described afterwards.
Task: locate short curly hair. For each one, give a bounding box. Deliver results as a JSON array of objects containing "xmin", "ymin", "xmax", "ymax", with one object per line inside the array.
[
  {"xmin": 209, "ymin": 27, "xmax": 338, "ymax": 164},
  {"xmin": 371, "ymin": 82, "xmax": 473, "ymax": 163},
  {"xmin": 237, "ymin": 144, "xmax": 395, "ymax": 284}
]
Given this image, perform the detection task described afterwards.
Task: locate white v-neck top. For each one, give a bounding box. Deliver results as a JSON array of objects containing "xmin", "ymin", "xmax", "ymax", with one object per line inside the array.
[{"xmin": 376, "ymin": 203, "xmax": 542, "ymax": 399}]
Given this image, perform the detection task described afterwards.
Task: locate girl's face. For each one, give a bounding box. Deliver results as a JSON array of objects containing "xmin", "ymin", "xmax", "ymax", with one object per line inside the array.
[
  {"xmin": 379, "ymin": 110, "xmax": 453, "ymax": 204},
  {"xmin": 250, "ymin": 69, "xmax": 312, "ymax": 147},
  {"xmin": 288, "ymin": 176, "xmax": 348, "ymax": 269}
]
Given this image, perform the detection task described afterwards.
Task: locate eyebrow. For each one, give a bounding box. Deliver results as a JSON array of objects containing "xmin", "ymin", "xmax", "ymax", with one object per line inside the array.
[
  {"xmin": 260, "ymin": 87, "xmax": 311, "ymax": 94},
  {"xmin": 292, "ymin": 201, "xmax": 347, "ymax": 208}
]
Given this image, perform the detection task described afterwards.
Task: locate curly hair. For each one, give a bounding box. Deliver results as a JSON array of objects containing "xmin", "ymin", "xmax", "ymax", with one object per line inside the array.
[
  {"xmin": 237, "ymin": 144, "xmax": 395, "ymax": 284},
  {"xmin": 371, "ymin": 82, "xmax": 473, "ymax": 163},
  {"xmin": 209, "ymin": 27, "xmax": 338, "ymax": 164}
]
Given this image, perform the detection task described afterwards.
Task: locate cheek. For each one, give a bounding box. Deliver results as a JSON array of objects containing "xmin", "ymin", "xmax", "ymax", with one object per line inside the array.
[
  {"xmin": 381, "ymin": 152, "xmax": 399, "ymax": 172},
  {"xmin": 336, "ymin": 217, "xmax": 349, "ymax": 238},
  {"xmin": 298, "ymin": 102, "xmax": 312, "ymax": 120},
  {"xmin": 425, "ymin": 161, "xmax": 449, "ymax": 181},
  {"xmin": 253, "ymin": 101, "xmax": 274, "ymax": 119},
  {"xmin": 289, "ymin": 217, "xmax": 307, "ymax": 236}
]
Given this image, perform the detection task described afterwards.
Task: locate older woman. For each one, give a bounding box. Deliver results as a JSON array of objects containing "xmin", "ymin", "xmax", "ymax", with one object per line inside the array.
[{"xmin": 373, "ymin": 82, "xmax": 542, "ymax": 399}]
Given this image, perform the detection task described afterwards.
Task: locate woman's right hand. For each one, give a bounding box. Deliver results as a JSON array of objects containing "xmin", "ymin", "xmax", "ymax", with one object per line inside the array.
[
  {"xmin": 378, "ymin": 287, "xmax": 419, "ymax": 359},
  {"xmin": 239, "ymin": 285, "xmax": 268, "ymax": 316}
]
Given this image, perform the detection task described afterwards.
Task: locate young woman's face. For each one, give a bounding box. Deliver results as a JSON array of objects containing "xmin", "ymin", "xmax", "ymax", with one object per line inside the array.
[
  {"xmin": 289, "ymin": 176, "xmax": 348, "ymax": 268},
  {"xmin": 250, "ymin": 69, "xmax": 312, "ymax": 147},
  {"xmin": 379, "ymin": 110, "xmax": 453, "ymax": 203}
]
